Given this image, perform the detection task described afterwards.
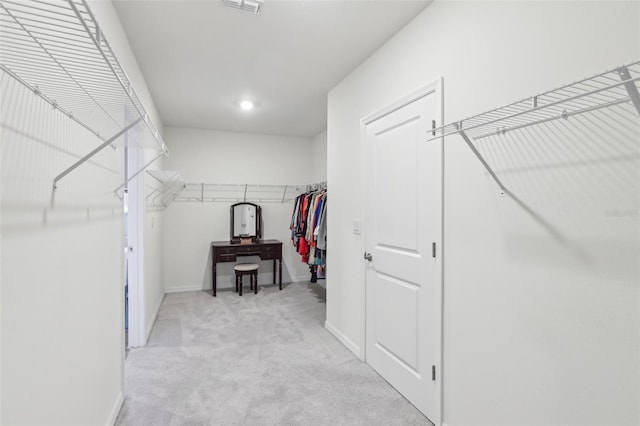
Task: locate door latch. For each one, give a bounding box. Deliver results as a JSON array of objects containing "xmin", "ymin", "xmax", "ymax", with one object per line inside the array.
[{"xmin": 364, "ymin": 252, "xmax": 373, "ymax": 262}]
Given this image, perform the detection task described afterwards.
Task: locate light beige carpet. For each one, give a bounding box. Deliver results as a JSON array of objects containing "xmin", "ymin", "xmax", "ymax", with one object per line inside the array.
[{"xmin": 116, "ymin": 282, "xmax": 431, "ymax": 426}]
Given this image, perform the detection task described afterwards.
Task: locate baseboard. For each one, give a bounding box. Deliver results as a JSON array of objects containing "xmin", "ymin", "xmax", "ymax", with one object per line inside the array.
[
  {"xmin": 165, "ymin": 278, "xmax": 308, "ymax": 293},
  {"xmin": 105, "ymin": 391, "xmax": 123, "ymax": 426},
  {"xmin": 324, "ymin": 320, "xmax": 361, "ymax": 359},
  {"xmin": 165, "ymin": 285, "xmax": 203, "ymax": 294},
  {"xmin": 145, "ymin": 293, "xmax": 165, "ymax": 343}
]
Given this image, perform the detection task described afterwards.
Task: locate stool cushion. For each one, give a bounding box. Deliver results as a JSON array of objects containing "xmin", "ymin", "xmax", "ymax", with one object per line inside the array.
[{"xmin": 234, "ymin": 263, "xmax": 259, "ymax": 272}]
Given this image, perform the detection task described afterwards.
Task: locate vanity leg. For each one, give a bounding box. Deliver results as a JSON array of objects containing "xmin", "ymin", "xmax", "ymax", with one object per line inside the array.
[
  {"xmin": 278, "ymin": 259, "xmax": 282, "ymax": 290},
  {"xmin": 212, "ymin": 259, "xmax": 217, "ymax": 297},
  {"xmin": 272, "ymin": 259, "xmax": 276, "ymax": 286}
]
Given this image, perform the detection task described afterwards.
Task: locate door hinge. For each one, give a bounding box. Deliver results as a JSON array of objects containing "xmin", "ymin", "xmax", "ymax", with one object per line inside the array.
[
  {"xmin": 432, "ymin": 242, "xmax": 436, "ymax": 258},
  {"xmin": 432, "ymin": 365, "xmax": 436, "ymax": 381},
  {"xmin": 431, "ymin": 120, "xmax": 436, "ymax": 136}
]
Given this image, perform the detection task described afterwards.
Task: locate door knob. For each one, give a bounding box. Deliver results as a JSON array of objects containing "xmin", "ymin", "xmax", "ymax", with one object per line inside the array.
[{"xmin": 364, "ymin": 252, "xmax": 373, "ymax": 261}]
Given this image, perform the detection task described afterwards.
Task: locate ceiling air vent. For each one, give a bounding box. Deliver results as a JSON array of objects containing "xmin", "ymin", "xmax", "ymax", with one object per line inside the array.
[{"xmin": 223, "ymin": 0, "xmax": 263, "ymax": 14}]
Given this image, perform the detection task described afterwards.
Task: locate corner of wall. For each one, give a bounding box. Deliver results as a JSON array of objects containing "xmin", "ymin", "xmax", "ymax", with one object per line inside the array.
[
  {"xmin": 105, "ymin": 392, "xmax": 124, "ymax": 426},
  {"xmin": 324, "ymin": 320, "xmax": 362, "ymax": 360},
  {"xmin": 145, "ymin": 292, "xmax": 165, "ymax": 343}
]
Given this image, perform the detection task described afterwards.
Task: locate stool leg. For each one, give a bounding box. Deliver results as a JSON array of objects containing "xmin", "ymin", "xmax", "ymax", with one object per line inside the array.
[
  {"xmin": 239, "ymin": 274, "xmax": 243, "ymax": 296},
  {"xmin": 235, "ymin": 273, "xmax": 238, "ymax": 292},
  {"xmin": 254, "ymin": 272, "xmax": 258, "ymax": 294},
  {"xmin": 250, "ymin": 273, "xmax": 254, "ymax": 291}
]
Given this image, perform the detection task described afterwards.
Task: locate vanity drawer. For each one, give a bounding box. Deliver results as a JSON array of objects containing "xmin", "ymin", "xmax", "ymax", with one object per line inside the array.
[
  {"xmin": 262, "ymin": 244, "xmax": 281, "ymax": 256},
  {"xmin": 216, "ymin": 253, "xmax": 236, "ymax": 262},
  {"xmin": 235, "ymin": 245, "xmax": 260, "ymax": 255},
  {"xmin": 261, "ymin": 252, "xmax": 276, "ymax": 260}
]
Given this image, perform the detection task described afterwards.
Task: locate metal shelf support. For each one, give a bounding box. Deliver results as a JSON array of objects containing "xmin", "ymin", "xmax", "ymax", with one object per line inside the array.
[
  {"xmin": 113, "ymin": 148, "xmax": 168, "ymax": 195},
  {"xmin": 51, "ymin": 116, "xmax": 143, "ymax": 205},
  {"xmin": 431, "ymin": 62, "xmax": 640, "ymax": 244},
  {"xmin": 617, "ymin": 66, "xmax": 640, "ymax": 116},
  {"xmin": 457, "ymin": 129, "xmax": 507, "ymax": 195},
  {"xmin": 458, "ymin": 129, "xmax": 566, "ymax": 242}
]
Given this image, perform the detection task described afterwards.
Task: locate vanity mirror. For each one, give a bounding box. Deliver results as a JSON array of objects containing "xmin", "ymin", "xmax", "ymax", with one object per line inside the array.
[{"xmin": 230, "ymin": 202, "xmax": 262, "ymax": 243}]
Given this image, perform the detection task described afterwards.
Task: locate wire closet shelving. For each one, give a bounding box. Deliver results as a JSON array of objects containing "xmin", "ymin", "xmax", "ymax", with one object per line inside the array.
[
  {"xmin": 145, "ymin": 170, "xmax": 186, "ymax": 209},
  {"xmin": 173, "ymin": 183, "xmax": 312, "ymax": 204},
  {"xmin": 430, "ymin": 61, "xmax": 640, "ymax": 195},
  {"xmin": 0, "ymin": 0, "xmax": 168, "ymax": 202},
  {"xmin": 143, "ymin": 180, "xmax": 327, "ymax": 208}
]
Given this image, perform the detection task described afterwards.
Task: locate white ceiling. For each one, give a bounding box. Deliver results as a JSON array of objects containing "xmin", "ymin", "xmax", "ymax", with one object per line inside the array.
[{"xmin": 112, "ymin": 0, "xmax": 430, "ymax": 137}]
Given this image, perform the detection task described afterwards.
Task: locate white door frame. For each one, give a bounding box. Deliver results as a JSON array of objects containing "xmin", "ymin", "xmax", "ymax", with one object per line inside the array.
[
  {"xmin": 124, "ymin": 124, "xmax": 146, "ymax": 349},
  {"xmin": 359, "ymin": 79, "xmax": 444, "ymax": 424}
]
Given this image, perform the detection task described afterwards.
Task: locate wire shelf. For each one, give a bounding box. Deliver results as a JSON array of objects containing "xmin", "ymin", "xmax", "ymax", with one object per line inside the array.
[
  {"xmin": 0, "ymin": 0, "xmax": 166, "ymax": 152},
  {"xmin": 430, "ymin": 61, "xmax": 640, "ymax": 141},
  {"xmin": 146, "ymin": 170, "xmax": 186, "ymax": 208},
  {"xmin": 174, "ymin": 183, "xmax": 309, "ymax": 204}
]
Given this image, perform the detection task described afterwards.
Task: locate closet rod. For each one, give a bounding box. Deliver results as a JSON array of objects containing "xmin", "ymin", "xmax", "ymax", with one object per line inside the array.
[{"xmin": 306, "ymin": 181, "xmax": 327, "ymax": 192}]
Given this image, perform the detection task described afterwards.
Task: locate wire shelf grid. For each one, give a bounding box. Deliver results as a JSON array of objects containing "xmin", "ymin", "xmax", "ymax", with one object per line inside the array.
[
  {"xmin": 0, "ymin": 0, "xmax": 166, "ymax": 153},
  {"xmin": 431, "ymin": 61, "xmax": 640, "ymax": 141},
  {"xmin": 174, "ymin": 183, "xmax": 309, "ymax": 204},
  {"xmin": 145, "ymin": 170, "xmax": 186, "ymax": 208}
]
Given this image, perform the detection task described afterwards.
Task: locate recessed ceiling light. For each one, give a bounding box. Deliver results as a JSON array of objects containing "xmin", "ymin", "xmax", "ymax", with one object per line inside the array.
[{"xmin": 240, "ymin": 100, "xmax": 254, "ymax": 111}]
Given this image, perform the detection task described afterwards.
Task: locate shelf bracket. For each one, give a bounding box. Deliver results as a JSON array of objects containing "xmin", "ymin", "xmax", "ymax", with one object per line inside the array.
[
  {"xmin": 113, "ymin": 148, "xmax": 167, "ymax": 195},
  {"xmin": 617, "ymin": 66, "xmax": 640, "ymax": 116},
  {"xmin": 457, "ymin": 128, "xmax": 508, "ymax": 195},
  {"xmin": 457, "ymin": 128, "xmax": 566, "ymax": 242},
  {"xmin": 52, "ymin": 117, "xmax": 143, "ymax": 204}
]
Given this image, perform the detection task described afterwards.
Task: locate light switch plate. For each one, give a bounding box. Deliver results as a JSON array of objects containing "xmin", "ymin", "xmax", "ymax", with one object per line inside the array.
[{"xmin": 353, "ymin": 220, "xmax": 361, "ymax": 235}]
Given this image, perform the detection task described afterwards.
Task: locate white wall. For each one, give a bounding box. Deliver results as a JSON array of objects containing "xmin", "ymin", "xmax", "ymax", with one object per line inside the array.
[
  {"xmin": 311, "ymin": 131, "xmax": 328, "ymax": 182},
  {"xmin": 0, "ymin": 70, "xmax": 124, "ymax": 425},
  {"xmin": 327, "ymin": 1, "xmax": 639, "ymax": 425},
  {"xmin": 163, "ymin": 127, "xmax": 315, "ymax": 292},
  {"xmin": 0, "ymin": 1, "xmax": 165, "ymax": 424},
  {"xmin": 144, "ymin": 188, "xmax": 165, "ymax": 339}
]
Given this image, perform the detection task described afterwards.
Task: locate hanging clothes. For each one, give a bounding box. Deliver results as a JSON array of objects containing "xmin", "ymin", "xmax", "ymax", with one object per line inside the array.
[{"xmin": 290, "ymin": 184, "xmax": 327, "ymax": 281}]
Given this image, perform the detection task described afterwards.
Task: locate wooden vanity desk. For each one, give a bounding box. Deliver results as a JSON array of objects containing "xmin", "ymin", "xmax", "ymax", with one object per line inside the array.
[{"xmin": 211, "ymin": 239, "xmax": 283, "ymax": 297}]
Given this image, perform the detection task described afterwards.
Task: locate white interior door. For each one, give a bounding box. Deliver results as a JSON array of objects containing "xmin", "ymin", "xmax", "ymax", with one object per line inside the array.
[{"xmin": 363, "ymin": 82, "xmax": 442, "ymax": 424}]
